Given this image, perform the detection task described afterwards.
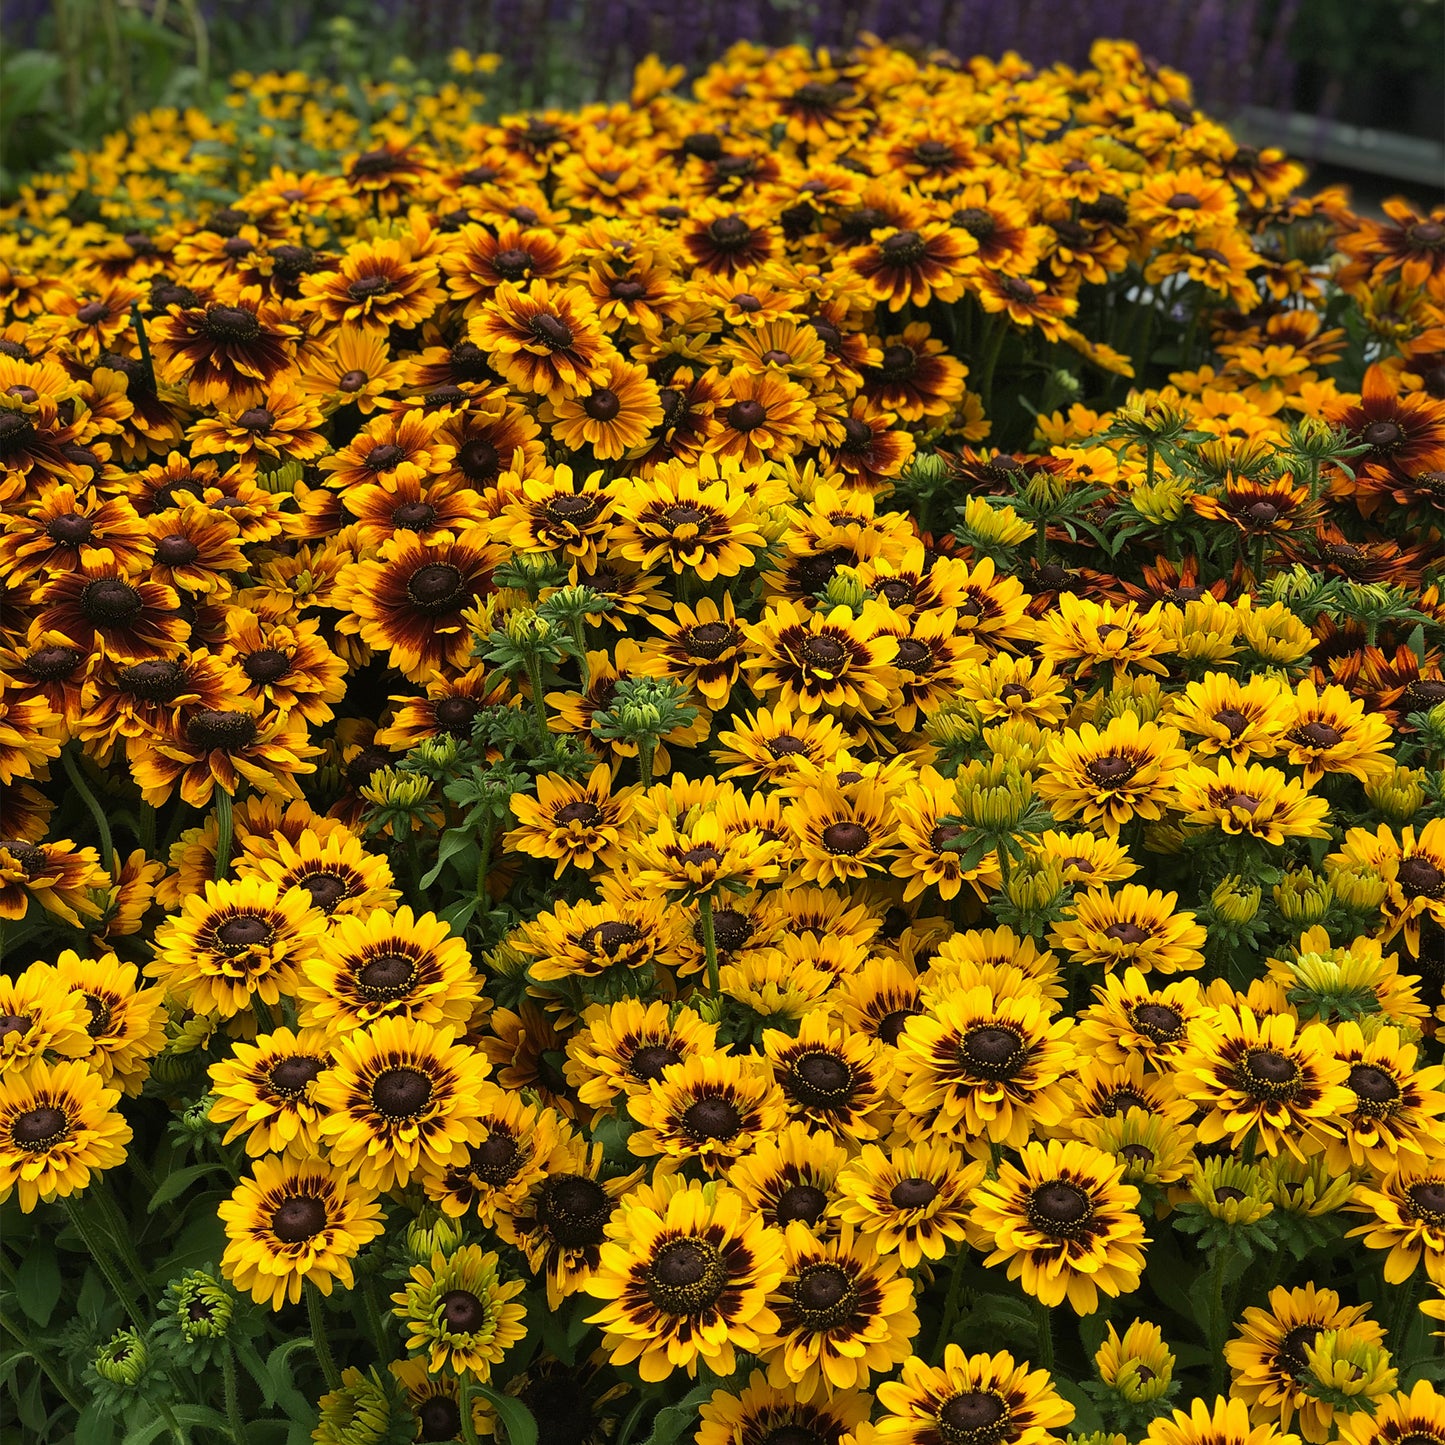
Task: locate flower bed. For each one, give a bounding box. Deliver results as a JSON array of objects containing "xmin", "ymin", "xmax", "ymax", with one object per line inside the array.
[{"xmin": 2, "ymin": 35, "xmax": 1445, "ymax": 1445}]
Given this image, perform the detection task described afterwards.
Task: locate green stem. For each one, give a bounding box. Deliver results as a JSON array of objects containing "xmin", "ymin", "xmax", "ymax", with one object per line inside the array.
[
  {"xmin": 156, "ymin": 1398, "xmax": 189, "ymax": 1445},
  {"xmin": 62, "ymin": 746, "xmax": 115, "ymax": 871},
  {"xmin": 637, "ymin": 735, "xmax": 656, "ymax": 789},
  {"xmin": 1206, "ymin": 1238, "xmax": 1235, "ymax": 1392},
  {"xmin": 222, "ymin": 1347, "xmax": 245, "ymax": 1445},
  {"xmin": 305, "ymin": 1281, "xmax": 342, "ymax": 1392},
  {"xmin": 63, "ymin": 1196, "xmax": 146, "ymax": 1330},
  {"xmin": 90, "ymin": 1180, "xmax": 153, "ymax": 1296},
  {"xmin": 475, "ymin": 821, "xmax": 495, "ymax": 908},
  {"xmin": 1144, "ymin": 440, "xmax": 1156, "ymax": 492},
  {"xmin": 0, "ymin": 1310, "xmax": 84, "ymax": 1413},
  {"xmin": 698, "ymin": 891, "xmax": 719, "ymax": 998},
  {"xmin": 930, "ymin": 1249, "xmax": 969, "ymax": 1362},
  {"xmin": 459, "ymin": 1371, "xmax": 482, "ymax": 1445},
  {"xmin": 131, "ymin": 301, "xmax": 156, "ymax": 391},
  {"xmin": 139, "ymin": 800, "xmax": 158, "ymax": 857},
  {"xmin": 213, "ymin": 788, "xmax": 234, "ymax": 880},
  {"xmin": 524, "ymin": 655, "xmax": 550, "ymax": 739},
  {"xmin": 977, "ymin": 312, "xmax": 1008, "ymax": 420},
  {"xmin": 995, "ymin": 841, "xmax": 1013, "ymax": 897},
  {"xmin": 1033, "ymin": 1297, "xmax": 1055, "ymax": 1370},
  {"xmin": 570, "ymin": 619, "xmax": 591, "ymax": 691},
  {"xmin": 359, "ymin": 1276, "xmax": 391, "ymax": 1364}
]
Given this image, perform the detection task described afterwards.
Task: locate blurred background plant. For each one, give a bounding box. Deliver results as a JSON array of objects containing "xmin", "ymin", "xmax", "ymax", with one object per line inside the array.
[{"xmin": 1, "ymin": 0, "xmax": 1441, "ymax": 199}]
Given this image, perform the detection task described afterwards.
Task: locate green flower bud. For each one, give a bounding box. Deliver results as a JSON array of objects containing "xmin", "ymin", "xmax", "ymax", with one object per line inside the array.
[
  {"xmin": 94, "ymin": 1330, "xmax": 148, "ymax": 1387},
  {"xmin": 1274, "ymin": 869, "xmax": 1333, "ymax": 926},
  {"xmin": 1212, "ymin": 875, "xmax": 1261, "ymax": 925},
  {"xmin": 174, "ymin": 1271, "xmax": 233, "ymax": 1341},
  {"xmin": 405, "ymin": 1211, "xmax": 466, "ymax": 1265},
  {"xmin": 1363, "ymin": 766, "xmax": 1426, "ymax": 826}
]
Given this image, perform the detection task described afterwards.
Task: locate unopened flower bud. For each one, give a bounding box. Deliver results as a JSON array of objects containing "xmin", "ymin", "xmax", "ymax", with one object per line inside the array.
[
  {"xmin": 1363, "ymin": 766, "xmax": 1426, "ymax": 826},
  {"xmin": 1274, "ymin": 869, "xmax": 1333, "ymax": 926},
  {"xmin": 1212, "ymin": 875, "xmax": 1261, "ymax": 925},
  {"xmin": 94, "ymin": 1330, "xmax": 148, "ymax": 1387}
]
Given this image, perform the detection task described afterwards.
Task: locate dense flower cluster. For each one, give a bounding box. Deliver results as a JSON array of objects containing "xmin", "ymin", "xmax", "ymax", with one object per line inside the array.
[{"xmin": 2, "ymin": 33, "xmax": 1445, "ymax": 1445}]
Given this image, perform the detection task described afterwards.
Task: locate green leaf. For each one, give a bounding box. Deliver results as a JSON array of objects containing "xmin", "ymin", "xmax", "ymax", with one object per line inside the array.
[
  {"xmin": 419, "ymin": 828, "xmax": 478, "ymax": 889},
  {"xmin": 640, "ymin": 1381, "xmax": 717, "ymax": 1445},
  {"xmin": 76, "ymin": 1399, "xmax": 119, "ymax": 1445},
  {"xmin": 1051, "ymin": 1375, "xmax": 1105, "ymax": 1435},
  {"xmin": 14, "ymin": 1243, "xmax": 61, "ymax": 1326},
  {"xmin": 474, "ymin": 1384, "xmax": 538, "ymax": 1445},
  {"xmin": 148, "ymin": 1161, "xmax": 231, "ymax": 1212}
]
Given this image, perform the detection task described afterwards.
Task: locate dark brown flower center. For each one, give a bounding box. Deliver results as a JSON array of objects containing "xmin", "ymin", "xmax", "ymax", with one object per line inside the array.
[
  {"xmin": 370, "ymin": 1066, "xmax": 433, "ymax": 1118},
  {"xmin": 202, "ymin": 305, "xmax": 261, "ymax": 341},
  {"xmin": 610, "ymin": 279, "xmax": 646, "ymax": 301},
  {"xmin": 821, "ymin": 821, "xmax": 870, "ymax": 855},
  {"xmin": 1105, "ymin": 921, "xmax": 1150, "ymax": 946},
  {"xmin": 156, "ymin": 534, "xmax": 199, "ymax": 566},
  {"xmin": 12, "ymin": 1106, "xmax": 66, "ymax": 1150},
  {"xmin": 47, "ymin": 513, "xmax": 94, "ymax": 545},
  {"xmin": 1001, "ymin": 277, "xmax": 1035, "ymax": 302},
  {"xmin": 707, "ymin": 215, "xmax": 751, "ymax": 248},
  {"xmin": 961, "ymin": 1025, "xmax": 1024, "ymax": 1078},
  {"xmin": 545, "ymin": 492, "xmax": 601, "ymax": 523},
  {"xmin": 1397, "ymin": 856, "xmax": 1444, "ymax": 898},
  {"xmin": 186, "ymin": 710, "xmax": 257, "ymax": 749},
  {"xmin": 236, "ymin": 407, "xmax": 273, "ymax": 432},
  {"xmin": 685, "ymin": 622, "xmax": 736, "ymax": 660},
  {"xmin": 1362, "ymin": 420, "xmax": 1404, "ymax": 450},
  {"xmin": 1028, "ymin": 1179, "xmax": 1092, "ymax": 1228},
  {"xmin": 1214, "ymin": 707, "xmax": 1250, "ymax": 738},
  {"xmin": 629, "ymin": 1044, "xmax": 681, "ymax": 1082},
  {"xmin": 1168, "ymin": 192, "xmax": 1202, "ymax": 210},
  {"xmin": 539, "ymin": 1174, "xmax": 611, "ymax": 1246},
  {"xmin": 581, "ymin": 921, "xmax": 641, "ymax": 958},
  {"xmin": 1292, "ymin": 721, "xmax": 1342, "ymax": 749},
  {"xmin": 727, "ymin": 399, "xmax": 766, "ymax": 431},
  {"xmin": 1131, "ymin": 1002, "xmax": 1184, "ymax": 1041},
  {"xmin": 337, "ymin": 369, "xmax": 369, "ymax": 393},
  {"xmin": 439, "ymin": 1289, "xmax": 487, "ymax": 1332},
  {"xmin": 215, "ymin": 914, "xmax": 275, "ymax": 949},
  {"xmin": 24, "ymin": 645, "xmax": 83, "ymax": 681},
  {"xmin": 939, "ymin": 1390, "xmax": 1008, "ymax": 1445},
  {"xmin": 433, "ymin": 696, "xmax": 478, "ymax": 733},
  {"xmin": 582, "ymin": 388, "xmax": 620, "ymax": 421},
  {"xmin": 646, "ymin": 1238, "xmax": 726, "ymax": 1313},
  {"xmin": 1244, "ymin": 1048, "xmax": 1300, "ymax": 1092},
  {"xmin": 792, "ymin": 1262, "xmax": 857, "ymax": 1327},
  {"xmin": 269, "ymin": 1055, "xmax": 324, "ymax": 1097},
  {"xmin": 82, "ymin": 996, "xmax": 112, "ymax": 1037},
  {"xmin": 878, "ymin": 1008, "xmax": 917, "ymax": 1046},
  {"xmin": 1347, "ymin": 1063, "xmax": 1399, "ymax": 1106},
  {"xmin": 554, "ymin": 800, "xmax": 603, "ymax": 827},
  {"xmin": 799, "ymin": 634, "xmax": 847, "ymax": 669},
  {"xmin": 709, "ymin": 907, "xmax": 753, "ymax": 952},
  {"xmin": 659, "ymin": 504, "xmax": 712, "ymax": 534},
  {"xmin": 418, "ymin": 1397, "xmax": 462, "ymax": 1443},
  {"xmin": 1085, "ymin": 754, "xmax": 1137, "ymax": 785},
  {"xmin": 775, "ymin": 1184, "xmax": 829, "ymax": 1225},
  {"xmin": 1408, "ymin": 1182, "xmax": 1445, "ymax": 1222},
  {"xmin": 682, "ymin": 1095, "xmax": 742, "ymax": 1141},
  {"xmin": 530, "ymin": 313, "xmax": 574, "ymax": 350},
  {"xmin": 356, "ymin": 951, "xmax": 418, "ymax": 999},
  {"xmin": 890, "ymin": 1176, "xmax": 939, "ymax": 1209},
  {"xmin": 0, "ymin": 844, "xmax": 43, "ymax": 876},
  {"xmin": 881, "ymin": 229, "xmax": 926, "ymax": 262},
  {"xmin": 788, "ymin": 1051, "xmax": 856, "ymax": 1108},
  {"xmin": 240, "ymin": 649, "xmax": 290, "ymax": 684},
  {"xmin": 1120, "ymin": 1144, "xmax": 1155, "ymax": 1166},
  {"xmin": 406, "ymin": 562, "xmax": 466, "ymax": 614},
  {"xmin": 81, "ymin": 577, "xmax": 143, "ymax": 625},
  {"xmin": 270, "ymin": 1195, "xmax": 326, "ymax": 1243}
]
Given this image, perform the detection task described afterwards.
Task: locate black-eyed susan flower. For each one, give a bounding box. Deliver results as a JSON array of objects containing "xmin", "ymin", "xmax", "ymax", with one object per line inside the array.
[
  {"xmin": 0, "ymin": 1057, "xmax": 131, "ymax": 1211},
  {"xmin": 563, "ymin": 998, "xmax": 718, "ymax": 1114},
  {"xmin": 1167, "ymin": 672, "xmax": 1292, "ymax": 763},
  {"xmin": 149, "ymin": 876, "xmax": 323, "ymax": 1023},
  {"xmin": 333, "ymin": 532, "xmax": 500, "ymax": 684},
  {"xmin": 1322, "ymin": 1021, "xmax": 1445, "ymax": 1173},
  {"xmin": 50, "ymin": 950, "xmax": 165, "ymax": 1095},
  {"xmin": 646, "ymin": 594, "xmax": 748, "ymax": 709},
  {"xmin": 1284, "ymin": 680, "xmax": 1395, "ymax": 787},
  {"xmin": 1226, "ymin": 1284, "xmax": 1385, "ymax": 1443},
  {"xmin": 832, "ymin": 1138, "xmax": 982, "ymax": 1268},
  {"xmin": 0, "ymin": 962, "xmax": 91, "ymax": 1075},
  {"xmin": 786, "ymin": 777, "xmax": 897, "ymax": 886},
  {"xmin": 300, "ymin": 236, "xmax": 445, "ymax": 334},
  {"xmin": 1095, "ymin": 1318, "xmax": 1176, "ymax": 1406},
  {"xmin": 504, "ymin": 764, "xmax": 638, "ymax": 880},
  {"xmin": 713, "ymin": 701, "xmax": 856, "ymax": 784},
  {"xmin": 296, "ymin": 906, "xmax": 480, "ymax": 1037},
  {"xmin": 627, "ymin": 1052, "xmax": 787, "ymax": 1176},
  {"xmin": 967, "ymin": 1137, "xmax": 1148, "ymax": 1313},
  {"xmin": 874, "ymin": 1346, "xmax": 1075, "ymax": 1445},
  {"xmin": 762, "ymin": 1011, "xmax": 894, "ymax": 1142},
  {"xmin": 152, "ymin": 288, "xmax": 298, "ymax": 406},
  {"xmin": 207, "ymin": 1024, "xmax": 331, "ymax": 1157},
  {"xmin": 726, "ymin": 1120, "xmax": 849, "ymax": 1235},
  {"xmin": 744, "ymin": 599, "xmax": 899, "ymax": 719},
  {"xmin": 517, "ymin": 891, "xmax": 676, "ymax": 987},
  {"xmin": 217, "ymin": 1153, "xmax": 383, "ymax": 1309},
  {"xmin": 545, "ymin": 354, "xmax": 663, "ymax": 459},
  {"xmin": 1076, "ymin": 968, "xmax": 1208, "ymax": 1070},
  {"xmin": 391, "ymin": 1243, "xmax": 527, "ymax": 1378},
  {"xmin": 313, "ymin": 1016, "xmax": 491, "ymax": 1192},
  {"xmin": 584, "ymin": 1178, "xmax": 785, "ymax": 1382},
  {"xmin": 469, "ymin": 280, "xmax": 614, "ymax": 398},
  {"xmin": 1338, "ymin": 1378, "xmax": 1445, "ymax": 1445},
  {"xmin": 1329, "ymin": 821, "xmax": 1445, "ymax": 958},
  {"xmin": 631, "ymin": 808, "xmax": 785, "ymax": 901},
  {"xmin": 1347, "ymin": 1160, "xmax": 1445, "ymax": 1286},
  {"xmin": 1177, "ymin": 1005, "xmax": 1353, "ymax": 1161},
  {"xmin": 1037, "ymin": 713, "xmax": 1188, "ymax": 837},
  {"xmin": 1049, "ymin": 886, "xmax": 1207, "ymax": 976},
  {"xmin": 1141, "ymin": 1397, "xmax": 1300, "ymax": 1445},
  {"xmin": 35, "ymin": 565, "xmax": 189, "ymax": 663},
  {"xmin": 761, "ymin": 1221, "xmax": 916, "ymax": 1401},
  {"xmin": 1175, "ymin": 757, "xmax": 1330, "ymax": 844},
  {"xmin": 697, "ymin": 1372, "xmax": 869, "ymax": 1445},
  {"xmin": 238, "ymin": 826, "xmax": 398, "ymax": 922},
  {"xmin": 0, "ymin": 836, "xmax": 107, "ymax": 928},
  {"xmin": 895, "ymin": 983, "xmax": 1076, "ymax": 1148}
]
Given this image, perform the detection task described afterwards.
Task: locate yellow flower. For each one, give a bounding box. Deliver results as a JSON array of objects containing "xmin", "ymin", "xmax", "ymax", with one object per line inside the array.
[
  {"xmin": 391, "ymin": 1244, "xmax": 527, "ymax": 1378},
  {"xmin": 1050, "ymin": 885, "xmax": 1206, "ymax": 976},
  {"xmin": 0, "ymin": 1058, "xmax": 131, "ymax": 1212},
  {"xmin": 1037, "ymin": 713, "xmax": 1189, "ymax": 836},
  {"xmin": 1095, "ymin": 1318, "xmax": 1174, "ymax": 1403},
  {"xmin": 505, "ymin": 764, "xmax": 639, "ymax": 879}
]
